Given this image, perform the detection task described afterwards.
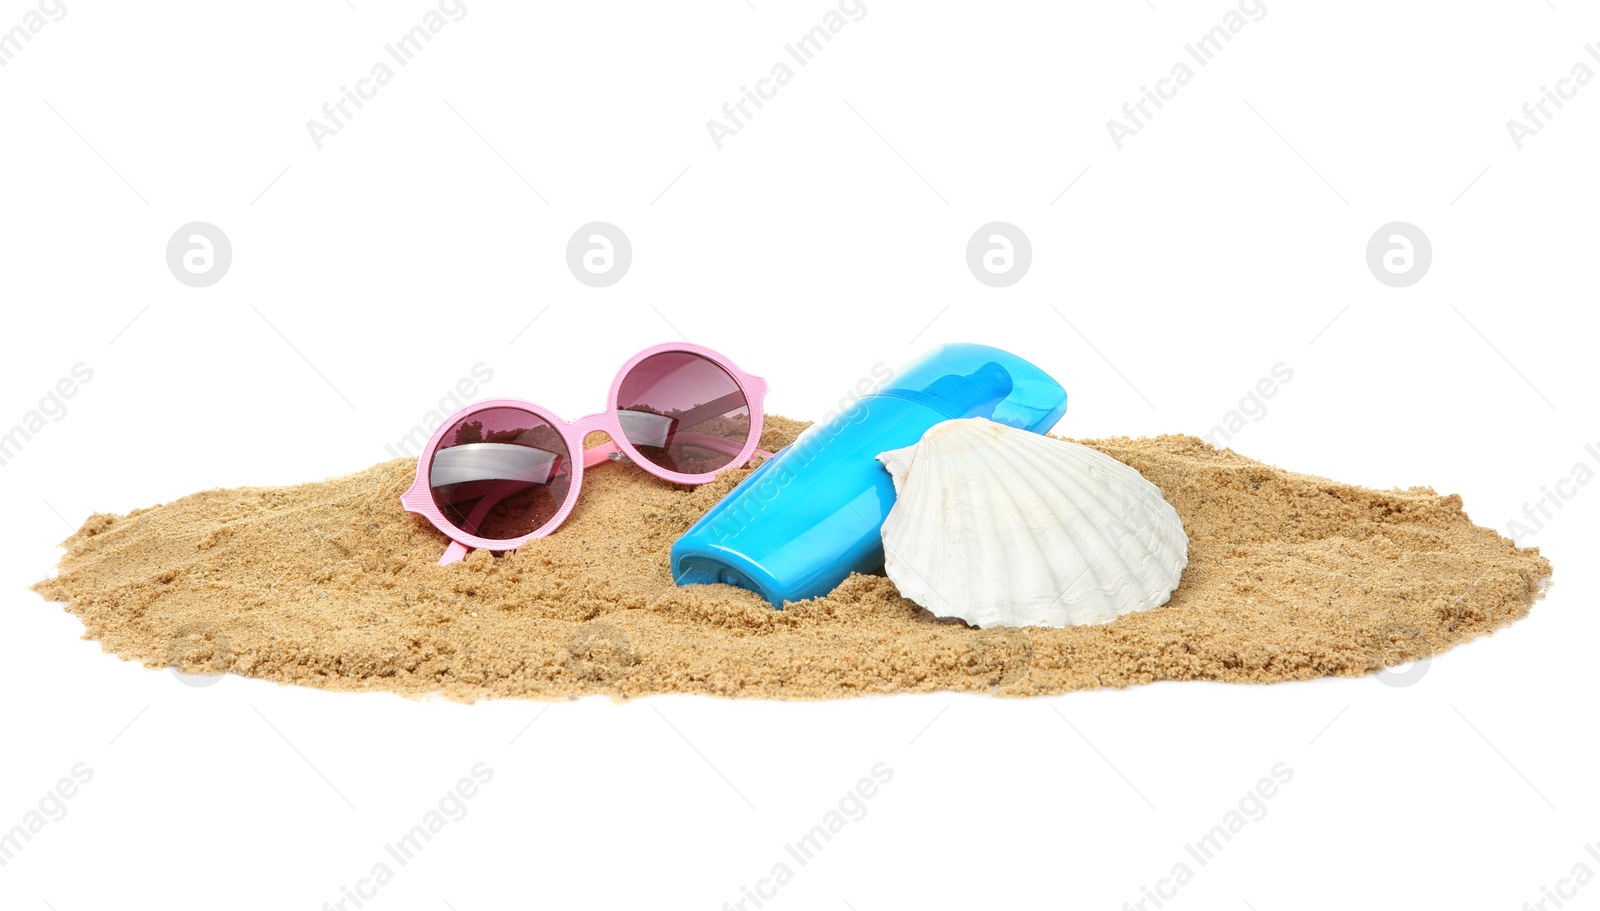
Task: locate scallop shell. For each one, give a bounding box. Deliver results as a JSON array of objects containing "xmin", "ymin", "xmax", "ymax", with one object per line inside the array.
[{"xmin": 877, "ymin": 418, "xmax": 1187, "ymax": 628}]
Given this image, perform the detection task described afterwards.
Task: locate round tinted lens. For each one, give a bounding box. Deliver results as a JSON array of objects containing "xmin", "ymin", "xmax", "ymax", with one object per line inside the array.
[
  {"xmin": 615, "ymin": 352, "xmax": 751, "ymax": 475},
  {"xmin": 427, "ymin": 407, "xmax": 573, "ymax": 542}
]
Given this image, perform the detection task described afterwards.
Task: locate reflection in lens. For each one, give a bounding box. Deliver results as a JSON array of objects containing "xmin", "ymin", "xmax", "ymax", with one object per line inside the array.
[
  {"xmin": 428, "ymin": 407, "xmax": 572, "ymax": 542},
  {"xmin": 615, "ymin": 352, "xmax": 751, "ymax": 475}
]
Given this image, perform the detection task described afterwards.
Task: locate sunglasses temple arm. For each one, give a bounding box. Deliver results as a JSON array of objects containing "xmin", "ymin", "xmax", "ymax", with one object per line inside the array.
[
  {"xmin": 654, "ymin": 431, "xmax": 774, "ymax": 461},
  {"xmin": 580, "ymin": 435, "xmax": 770, "ymax": 463},
  {"xmin": 583, "ymin": 439, "xmax": 622, "ymax": 468},
  {"xmin": 436, "ymin": 477, "xmax": 543, "ymax": 565},
  {"xmin": 665, "ymin": 391, "xmax": 750, "ymax": 430}
]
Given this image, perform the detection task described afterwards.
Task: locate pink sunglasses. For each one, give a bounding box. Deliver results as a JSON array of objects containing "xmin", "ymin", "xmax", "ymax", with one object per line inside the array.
[{"xmin": 402, "ymin": 343, "xmax": 771, "ymax": 565}]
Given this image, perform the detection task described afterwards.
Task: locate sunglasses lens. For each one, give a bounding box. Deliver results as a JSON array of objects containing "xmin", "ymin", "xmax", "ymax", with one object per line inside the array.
[
  {"xmin": 428, "ymin": 407, "xmax": 573, "ymax": 542},
  {"xmin": 616, "ymin": 352, "xmax": 751, "ymax": 475}
]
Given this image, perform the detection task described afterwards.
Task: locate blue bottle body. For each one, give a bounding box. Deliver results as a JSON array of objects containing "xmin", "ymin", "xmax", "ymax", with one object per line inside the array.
[{"xmin": 670, "ymin": 344, "xmax": 1067, "ymax": 607}]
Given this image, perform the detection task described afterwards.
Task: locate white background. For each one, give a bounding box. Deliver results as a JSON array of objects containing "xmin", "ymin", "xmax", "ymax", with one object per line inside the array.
[{"xmin": 3, "ymin": 0, "xmax": 1597, "ymax": 908}]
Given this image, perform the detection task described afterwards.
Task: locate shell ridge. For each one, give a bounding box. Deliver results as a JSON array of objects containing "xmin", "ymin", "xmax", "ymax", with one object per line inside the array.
[
  {"xmin": 1027, "ymin": 441, "xmax": 1146, "ymax": 622},
  {"xmin": 980, "ymin": 426, "xmax": 1081, "ymax": 625},
  {"xmin": 1055, "ymin": 443, "xmax": 1186, "ymax": 614}
]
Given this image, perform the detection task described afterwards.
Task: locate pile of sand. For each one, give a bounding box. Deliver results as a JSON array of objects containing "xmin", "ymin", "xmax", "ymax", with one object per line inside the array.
[{"xmin": 32, "ymin": 416, "xmax": 1552, "ymax": 700}]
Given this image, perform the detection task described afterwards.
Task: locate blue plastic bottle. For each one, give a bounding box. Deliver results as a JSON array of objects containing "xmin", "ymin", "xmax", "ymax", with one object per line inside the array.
[{"xmin": 670, "ymin": 344, "xmax": 1067, "ymax": 607}]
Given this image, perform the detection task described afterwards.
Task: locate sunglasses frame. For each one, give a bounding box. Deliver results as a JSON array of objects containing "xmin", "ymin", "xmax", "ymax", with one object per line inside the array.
[{"xmin": 401, "ymin": 342, "xmax": 769, "ymax": 564}]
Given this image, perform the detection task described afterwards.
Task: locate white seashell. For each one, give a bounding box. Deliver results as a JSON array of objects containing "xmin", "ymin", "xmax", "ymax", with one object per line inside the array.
[{"xmin": 877, "ymin": 418, "xmax": 1187, "ymax": 629}]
